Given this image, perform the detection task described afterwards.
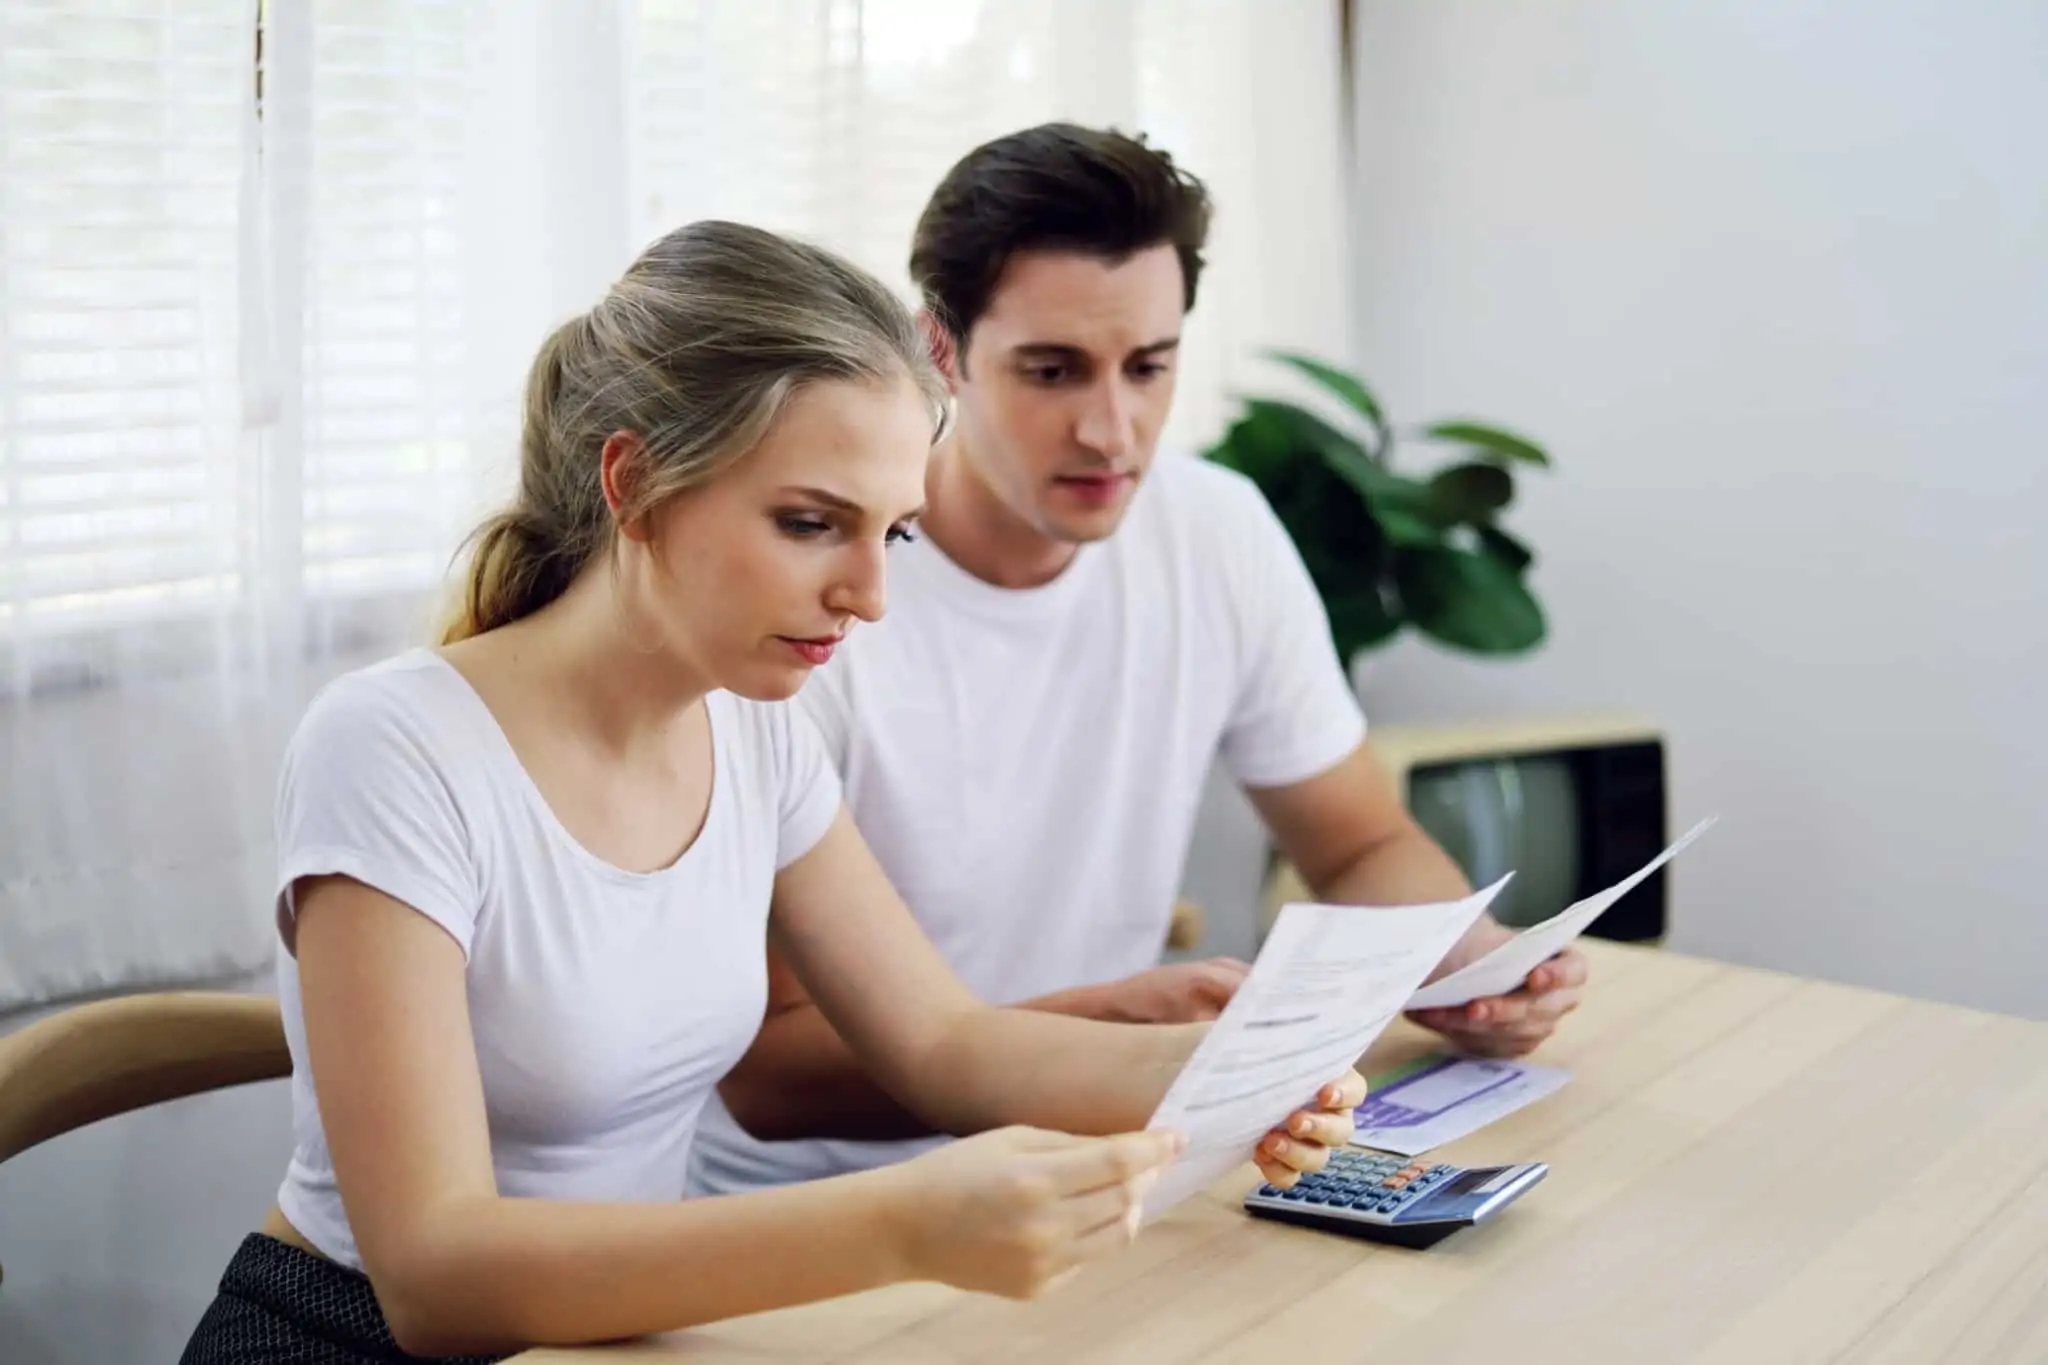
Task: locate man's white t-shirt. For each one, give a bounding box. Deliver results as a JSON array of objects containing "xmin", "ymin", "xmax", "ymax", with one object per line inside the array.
[
  {"xmin": 687, "ymin": 453, "xmax": 1366, "ymax": 1195},
  {"xmin": 271, "ymin": 649, "xmax": 839, "ymax": 1270}
]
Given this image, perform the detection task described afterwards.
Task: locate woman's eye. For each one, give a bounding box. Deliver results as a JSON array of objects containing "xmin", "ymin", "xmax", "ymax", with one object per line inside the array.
[
  {"xmin": 778, "ymin": 514, "xmax": 832, "ymax": 538},
  {"xmin": 886, "ymin": 524, "xmax": 920, "ymax": 546}
]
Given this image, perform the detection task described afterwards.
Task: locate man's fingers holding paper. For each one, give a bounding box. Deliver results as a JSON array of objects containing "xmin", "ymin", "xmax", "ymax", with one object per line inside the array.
[{"xmin": 1524, "ymin": 945, "xmax": 1590, "ymax": 995}]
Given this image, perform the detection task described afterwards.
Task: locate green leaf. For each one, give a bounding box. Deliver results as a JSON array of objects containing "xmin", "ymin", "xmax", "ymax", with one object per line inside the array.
[
  {"xmin": 1237, "ymin": 400, "xmax": 1420, "ymax": 506},
  {"xmin": 1394, "ymin": 545, "xmax": 1546, "ymax": 654},
  {"xmin": 1231, "ymin": 399, "xmax": 1461, "ymax": 547},
  {"xmin": 1475, "ymin": 523, "xmax": 1534, "ymax": 573},
  {"xmin": 1266, "ymin": 351, "xmax": 1391, "ymax": 455},
  {"xmin": 1427, "ymin": 462, "xmax": 1515, "ymax": 521},
  {"xmin": 1324, "ymin": 585, "xmax": 1403, "ymax": 661},
  {"xmin": 1371, "ymin": 498, "xmax": 1447, "ymax": 546},
  {"xmin": 1204, "ymin": 407, "xmax": 1297, "ymax": 482},
  {"xmin": 1422, "ymin": 420, "xmax": 1552, "ymax": 467},
  {"xmin": 1266, "ymin": 352, "xmax": 1387, "ymax": 424},
  {"xmin": 1237, "ymin": 398, "xmax": 1371, "ymax": 467}
]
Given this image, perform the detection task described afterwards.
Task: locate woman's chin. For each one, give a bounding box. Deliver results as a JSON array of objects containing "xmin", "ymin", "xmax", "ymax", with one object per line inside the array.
[{"xmin": 718, "ymin": 659, "xmax": 814, "ymax": 704}]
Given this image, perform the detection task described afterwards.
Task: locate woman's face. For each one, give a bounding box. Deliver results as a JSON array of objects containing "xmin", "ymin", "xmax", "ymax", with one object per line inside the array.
[{"xmin": 619, "ymin": 372, "xmax": 933, "ymax": 701}]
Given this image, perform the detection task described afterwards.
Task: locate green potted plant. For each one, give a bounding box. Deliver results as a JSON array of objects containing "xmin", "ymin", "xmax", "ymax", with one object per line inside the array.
[{"xmin": 1204, "ymin": 351, "xmax": 1553, "ymax": 664}]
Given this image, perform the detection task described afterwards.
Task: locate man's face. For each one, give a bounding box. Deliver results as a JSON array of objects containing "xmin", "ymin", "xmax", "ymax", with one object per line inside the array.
[{"xmin": 947, "ymin": 243, "xmax": 1184, "ymax": 545}]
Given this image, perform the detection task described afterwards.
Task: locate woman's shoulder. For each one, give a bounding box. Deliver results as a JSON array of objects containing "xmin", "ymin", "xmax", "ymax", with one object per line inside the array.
[
  {"xmin": 708, "ymin": 690, "xmax": 822, "ymax": 764},
  {"xmin": 709, "ymin": 692, "xmax": 839, "ymax": 802},
  {"xmin": 288, "ymin": 648, "xmax": 485, "ymax": 773}
]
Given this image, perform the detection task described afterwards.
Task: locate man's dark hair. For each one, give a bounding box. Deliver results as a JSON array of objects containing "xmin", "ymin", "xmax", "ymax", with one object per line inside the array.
[{"xmin": 909, "ymin": 123, "xmax": 1213, "ymax": 351}]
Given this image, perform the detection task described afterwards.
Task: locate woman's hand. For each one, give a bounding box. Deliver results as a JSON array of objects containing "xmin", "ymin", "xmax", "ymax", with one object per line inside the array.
[
  {"xmin": 1254, "ymin": 1070, "xmax": 1367, "ymax": 1188},
  {"xmin": 882, "ymin": 1126, "xmax": 1185, "ymax": 1299}
]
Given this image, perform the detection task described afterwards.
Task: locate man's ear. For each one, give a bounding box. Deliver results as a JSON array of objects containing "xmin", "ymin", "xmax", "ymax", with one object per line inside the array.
[
  {"xmin": 599, "ymin": 430, "xmax": 654, "ymax": 543},
  {"xmin": 916, "ymin": 308, "xmax": 964, "ymax": 389}
]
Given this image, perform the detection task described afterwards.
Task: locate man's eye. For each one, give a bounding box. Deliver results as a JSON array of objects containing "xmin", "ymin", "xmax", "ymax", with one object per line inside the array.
[
  {"xmin": 886, "ymin": 525, "xmax": 920, "ymax": 546},
  {"xmin": 778, "ymin": 514, "xmax": 831, "ymax": 538},
  {"xmin": 1022, "ymin": 365, "xmax": 1070, "ymax": 385},
  {"xmin": 1132, "ymin": 361, "xmax": 1170, "ymax": 380}
]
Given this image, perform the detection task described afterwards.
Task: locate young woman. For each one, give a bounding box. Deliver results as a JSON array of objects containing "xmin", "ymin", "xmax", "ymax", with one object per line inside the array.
[{"xmin": 179, "ymin": 221, "xmax": 1363, "ymax": 1364}]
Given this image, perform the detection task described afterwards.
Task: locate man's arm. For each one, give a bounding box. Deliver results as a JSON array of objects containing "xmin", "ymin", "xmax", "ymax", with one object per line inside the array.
[
  {"xmin": 1244, "ymin": 739, "xmax": 1588, "ymax": 1057},
  {"xmin": 1244, "ymin": 739, "xmax": 1473, "ymax": 908},
  {"xmin": 719, "ymin": 952, "xmax": 1249, "ymax": 1142}
]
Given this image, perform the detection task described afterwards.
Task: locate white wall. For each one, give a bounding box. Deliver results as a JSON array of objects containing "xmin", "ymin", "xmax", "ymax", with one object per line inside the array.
[{"xmin": 1347, "ymin": 0, "xmax": 2048, "ymax": 1017}]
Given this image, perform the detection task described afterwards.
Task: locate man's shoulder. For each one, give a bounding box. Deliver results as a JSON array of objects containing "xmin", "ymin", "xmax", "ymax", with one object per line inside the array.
[
  {"xmin": 1135, "ymin": 452, "xmax": 1295, "ymax": 601},
  {"xmin": 1142, "ymin": 450, "xmax": 1275, "ymax": 533}
]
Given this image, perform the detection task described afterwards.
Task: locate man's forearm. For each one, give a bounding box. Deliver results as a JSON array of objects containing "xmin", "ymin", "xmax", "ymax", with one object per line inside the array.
[
  {"xmin": 1313, "ymin": 818, "xmax": 1472, "ymax": 906},
  {"xmin": 718, "ymin": 982, "xmax": 1137, "ymax": 1143},
  {"xmin": 1314, "ymin": 823, "xmax": 1511, "ymax": 982}
]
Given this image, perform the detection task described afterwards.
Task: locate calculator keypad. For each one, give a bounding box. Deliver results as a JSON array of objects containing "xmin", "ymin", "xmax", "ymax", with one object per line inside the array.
[{"xmin": 1250, "ymin": 1149, "xmax": 1458, "ymax": 1221}]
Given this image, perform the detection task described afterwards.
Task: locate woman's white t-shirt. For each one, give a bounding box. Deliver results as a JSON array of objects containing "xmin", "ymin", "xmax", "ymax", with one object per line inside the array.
[{"xmin": 271, "ymin": 649, "xmax": 840, "ymax": 1270}]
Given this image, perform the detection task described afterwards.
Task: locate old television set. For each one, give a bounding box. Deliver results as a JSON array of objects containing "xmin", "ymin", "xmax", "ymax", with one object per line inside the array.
[{"xmin": 1262, "ymin": 716, "xmax": 1672, "ymax": 940}]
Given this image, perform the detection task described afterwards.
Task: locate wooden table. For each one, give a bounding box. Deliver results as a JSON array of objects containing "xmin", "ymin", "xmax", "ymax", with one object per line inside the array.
[{"xmin": 521, "ymin": 940, "xmax": 2048, "ymax": 1364}]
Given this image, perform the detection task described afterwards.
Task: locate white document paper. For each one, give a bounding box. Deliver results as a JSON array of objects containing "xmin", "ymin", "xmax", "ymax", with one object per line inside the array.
[
  {"xmin": 1140, "ymin": 877, "xmax": 1509, "ymax": 1218},
  {"xmin": 1406, "ymin": 816, "xmax": 1720, "ymax": 1011},
  {"xmin": 1351, "ymin": 1054, "xmax": 1571, "ymax": 1156}
]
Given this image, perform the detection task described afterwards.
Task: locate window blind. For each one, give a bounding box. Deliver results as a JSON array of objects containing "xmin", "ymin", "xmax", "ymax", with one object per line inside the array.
[
  {"xmin": 628, "ymin": 0, "xmax": 1062, "ymax": 298},
  {"xmin": 0, "ymin": 2, "xmax": 249, "ymax": 658},
  {"xmin": 296, "ymin": 0, "xmax": 476, "ymax": 600}
]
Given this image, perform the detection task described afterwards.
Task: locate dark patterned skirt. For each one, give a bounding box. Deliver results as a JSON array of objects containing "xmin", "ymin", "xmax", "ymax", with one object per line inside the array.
[{"xmin": 179, "ymin": 1233, "xmax": 510, "ymax": 1365}]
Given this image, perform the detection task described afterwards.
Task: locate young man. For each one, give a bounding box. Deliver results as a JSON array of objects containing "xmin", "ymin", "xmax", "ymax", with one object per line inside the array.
[{"xmin": 688, "ymin": 124, "xmax": 1587, "ymax": 1197}]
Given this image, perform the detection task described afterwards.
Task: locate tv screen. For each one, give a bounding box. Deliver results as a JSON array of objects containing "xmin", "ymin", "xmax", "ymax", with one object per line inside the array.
[{"xmin": 1404, "ymin": 739, "xmax": 1668, "ymax": 941}]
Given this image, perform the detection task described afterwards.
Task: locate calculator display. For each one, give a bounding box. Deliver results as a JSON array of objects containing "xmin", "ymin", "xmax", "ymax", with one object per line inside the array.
[{"xmin": 1434, "ymin": 1167, "xmax": 1520, "ymax": 1199}]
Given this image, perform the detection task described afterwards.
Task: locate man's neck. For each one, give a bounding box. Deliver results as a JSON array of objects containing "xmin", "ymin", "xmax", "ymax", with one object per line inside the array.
[{"xmin": 919, "ymin": 441, "xmax": 1079, "ymax": 590}]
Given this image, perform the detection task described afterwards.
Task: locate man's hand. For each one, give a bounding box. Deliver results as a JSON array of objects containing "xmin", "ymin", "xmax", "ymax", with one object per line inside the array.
[
  {"xmin": 1091, "ymin": 958, "xmax": 1250, "ymax": 1025},
  {"xmin": 1406, "ymin": 919, "xmax": 1587, "ymax": 1057}
]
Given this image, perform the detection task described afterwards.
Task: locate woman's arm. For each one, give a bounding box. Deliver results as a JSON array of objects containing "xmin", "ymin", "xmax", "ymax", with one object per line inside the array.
[
  {"xmin": 762, "ymin": 811, "xmax": 1206, "ymax": 1139},
  {"xmin": 295, "ymin": 874, "xmax": 1175, "ymax": 1358},
  {"xmin": 719, "ymin": 946, "xmax": 1246, "ymax": 1142},
  {"xmin": 762, "ymin": 812, "xmax": 1363, "ymax": 1188}
]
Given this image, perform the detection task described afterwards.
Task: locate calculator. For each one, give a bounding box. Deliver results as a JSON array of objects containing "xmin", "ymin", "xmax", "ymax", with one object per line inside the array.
[{"xmin": 1242, "ymin": 1148, "xmax": 1548, "ymax": 1249}]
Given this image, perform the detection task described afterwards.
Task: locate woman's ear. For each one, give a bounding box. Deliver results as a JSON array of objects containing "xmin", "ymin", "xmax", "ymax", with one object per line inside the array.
[
  {"xmin": 600, "ymin": 431, "xmax": 654, "ymax": 543},
  {"xmin": 916, "ymin": 309, "xmax": 962, "ymax": 389}
]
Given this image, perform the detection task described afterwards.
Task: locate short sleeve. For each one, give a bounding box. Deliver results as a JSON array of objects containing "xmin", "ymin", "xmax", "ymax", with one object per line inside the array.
[
  {"xmin": 1217, "ymin": 483, "xmax": 1369, "ymax": 789},
  {"xmin": 273, "ymin": 675, "xmax": 481, "ymax": 958},
  {"xmin": 772, "ymin": 699, "xmax": 844, "ymax": 869}
]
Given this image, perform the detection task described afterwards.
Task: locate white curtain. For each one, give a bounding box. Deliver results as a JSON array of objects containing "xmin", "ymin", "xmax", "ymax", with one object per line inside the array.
[
  {"xmin": 0, "ymin": 0, "xmax": 513, "ymax": 1011},
  {"xmin": 0, "ymin": 0, "xmax": 1350, "ymax": 1012},
  {"xmin": 624, "ymin": 0, "xmax": 1357, "ymax": 456}
]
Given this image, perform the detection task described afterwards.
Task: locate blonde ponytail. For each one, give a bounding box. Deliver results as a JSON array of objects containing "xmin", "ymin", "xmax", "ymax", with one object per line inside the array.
[{"xmin": 440, "ymin": 221, "xmax": 945, "ymax": 645}]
